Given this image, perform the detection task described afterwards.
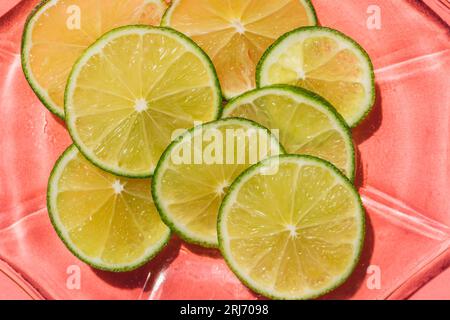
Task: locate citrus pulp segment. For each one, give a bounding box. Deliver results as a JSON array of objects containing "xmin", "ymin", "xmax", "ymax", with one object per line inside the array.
[
  {"xmin": 152, "ymin": 118, "xmax": 284, "ymax": 247},
  {"xmin": 65, "ymin": 26, "xmax": 222, "ymax": 178},
  {"xmin": 222, "ymin": 85, "xmax": 355, "ymax": 179},
  {"xmin": 257, "ymin": 26, "xmax": 375, "ymax": 127},
  {"xmin": 21, "ymin": 0, "xmax": 168, "ymax": 118},
  {"xmin": 162, "ymin": 0, "xmax": 317, "ymax": 99},
  {"xmin": 47, "ymin": 145, "xmax": 171, "ymax": 272},
  {"xmin": 218, "ymin": 155, "xmax": 365, "ymax": 299}
]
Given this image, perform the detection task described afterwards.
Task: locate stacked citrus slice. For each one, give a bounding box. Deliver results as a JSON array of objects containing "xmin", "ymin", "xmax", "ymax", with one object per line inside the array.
[
  {"xmin": 47, "ymin": 145, "xmax": 170, "ymax": 271},
  {"xmin": 162, "ymin": 0, "xmax": 318, "ymax": 99},
  {"xmin": 222, "ymin": 85, "xmax": 355, "ymax": 179},
  {"xmin": 219, "ymin": 155, "xmax": 364, "ymax": 299},
  {"xmin": 257, "ymin": 27, "xmax": 375, "ymax": 126},
  {"xmin": 65, "ymin": 25, "xmax": 221, "ymax": 177},
  {"xmin": 152, "ymin": 118, "xmax": 284, "ymax": 247},
  {"xmin": 20, "ymin": 0, "xmax": 374, "ymax": 299},
  {"xmin": 22, "ymin": 0, "xmax": 168, "ymax": 118}
]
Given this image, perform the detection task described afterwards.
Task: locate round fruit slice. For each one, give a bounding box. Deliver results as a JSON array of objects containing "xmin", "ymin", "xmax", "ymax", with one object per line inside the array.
[
  {"xmin": 257, "ymin": 26, "xmax": 375, "ymax": 127},
  {"xmin": 65, "ymin": 26, "xmax": 222, "ymax": 178},
  {"xmin": 162, "ymin": 0, "xmax": 317, "ymax": 99},
  {"xmin": 47, "ymin": 145, "xmax": 171, "ymax": 272},
  {"xmin": 152, "ymin": 118, "xmax": 284, "ymax": 247},
  {"xmin": 218, "ymin": 155, "xmax": 365, "ymax": 299},
  {"xmin": 222, "ymin": 85, "xmax": 355, "ymax": 180},
  {"xmin": 21, "ymin": 0, "xmax": 168, "ymax": 118}
]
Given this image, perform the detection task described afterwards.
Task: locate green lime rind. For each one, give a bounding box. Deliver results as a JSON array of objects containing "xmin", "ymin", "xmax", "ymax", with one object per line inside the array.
[
  {"xmin": 152, "ymin": 118, "xmax": 286, "ymax": 248},
  {"xmin": 21, "ymin": 0, "xmax": 65, "ymax": 118},
  {"xmin": 218, "ymin": 154, "xmax": 365, "ymax": 300},
  {"xmin": 65, "ymin": 25, "xmax": 223, "ymax": 179},
  {"xmin": 256, "ymin": 26, "xmax": 376, "ymax": 128},
  {"xmin": 296, "ymin": 0, "xmax": 318, "ymax": 26},
  {"xmin": 222, "ymin": 84, "xmax": 356, "ymax": 181},
  {"xmin": 47, "ymin": 145, "xmax": 171, "ymax": 272},
  {"xmin": 161, "ymin": 0, "xmax": 318, "ymax": 101}
]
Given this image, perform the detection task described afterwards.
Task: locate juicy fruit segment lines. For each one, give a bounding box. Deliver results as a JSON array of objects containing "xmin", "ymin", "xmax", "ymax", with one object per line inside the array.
[
  {"xmin": 162, "ymin": 0, "xmax": 318, "ymax": 99},
  {"xmin": 152, "ymin": 118, "xmax": 284, "ymax": 247},
  {"xmin": 257, "ymin": 26, "xmax": 375, "ymax": 127},
  {"xmin": 218, "ymin": 155, "xmax": 365, "ymax": 299},
  {"xmin": 21, "ymin": 0, "xmax": 168, "ymax": 117},
  {"xmin": 47, "ymin": 145, "xmax": 171, "ymax": 271},
  {"xmin": 65, "ymin": 26, "xmax": 222, "ymax": 177}
]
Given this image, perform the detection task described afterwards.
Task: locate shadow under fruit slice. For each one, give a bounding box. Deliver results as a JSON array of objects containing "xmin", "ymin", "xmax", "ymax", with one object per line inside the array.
[
  {"xmin": 218, "ymin": 155, "xmax": 365, "ymax": 299},
  {"xmin": 223, "ymin": 85, "xmax": 355, "ymax": 180},
  {"xmin": 65, "ymin": 26, "xmax": 222, "ymax": 178},
  {"xmin": 162, "ymin": 0, "xmax": 317, "ymax": 99},
  {"xmin": 257, "ymin": 26, "xmax": 375, "ymax": 127},
  {"xmin": 47, "ymin": 145, "xmax": 171, "ymax": 272},
  {"xmin": 22, "ymin": 0, "xmax": 168, "ymax": 118},
  {"xmin": 152, "ymin": 118, "xmax": 284, "ymax": 248}
]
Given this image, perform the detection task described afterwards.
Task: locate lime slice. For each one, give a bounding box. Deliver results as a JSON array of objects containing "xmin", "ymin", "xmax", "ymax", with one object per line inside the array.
[
  {"xmin": 152, "ymin": 118, "xmax": 284, "ymax": 247},
  {"xmin": 47, "ymin": 145, "xmax": 170, "ymax": 271},
  {"xmin": 21, "ymin": 0, "xmax": 168, "ymax": 118},
  {"xmin": 218, "ymin": 155, "xmax": 365, "ymax": 299},
  {"xmin": 65, "ymin": 26, "xmax": 222, "ymax": 178},
  {"xmin": 257, "ymin": 26, "xmax": 375, "ymax": 127},
  {"xmin": 162, "ymin": 0, "xmax": 317, "ymax": 99},
  {"xmin": 223, "ymin": 85, "xmax": 355, "ymax": 180}
]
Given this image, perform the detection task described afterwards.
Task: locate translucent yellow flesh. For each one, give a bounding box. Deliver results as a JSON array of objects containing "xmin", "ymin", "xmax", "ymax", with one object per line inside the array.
[
  {"xmin": 225, "ymin": 161, "xmax": 359, "ymax": 296},
  {"xmin": 158, "ymin": 122, "xmax": 281, "ymax": 244},
  {"xmin": 266, "ymin": 37, "xmax": 367, "ymax": 124},
  {"xmin": 27, "ymin": 0, "xmax": 167, "ymax": 114},
  {"xmin": 167, "ymin": 0, "xmax": 315, "ymax": 97},
  {"xmin": 225, "ymin": 93, "xmax": 351, "ymax": 176},
  {"xmin": 55, "ymin": 151, "xmax": 169, "ymax": 266},
  {"xmin": 70, "ymin": 32, "xmax": 218, "ymax": 175}
]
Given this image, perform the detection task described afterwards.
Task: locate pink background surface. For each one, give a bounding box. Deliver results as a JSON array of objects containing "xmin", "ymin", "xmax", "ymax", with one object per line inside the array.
[{"xmin": 0, "ymin": 0, "xmax": 449, "ymax": 300}]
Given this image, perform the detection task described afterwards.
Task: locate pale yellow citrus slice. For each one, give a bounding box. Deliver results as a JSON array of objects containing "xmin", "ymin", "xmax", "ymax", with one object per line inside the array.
[
  {"xmin": 152, "ymin": 118, "xmax": 284, "ymax": 247},
  {"xmin": 219, "ymin": 155, "xmax": 365, "ymax": 299},
  {"xmin": 65, "ymin": 26, "xmax": 222, "ymax": 177},
  {"xmin": 22, "ymin": 0, "xmax": 168, "ymax": 118},
  {"xmin": 257, "ymin": 27, "xmax": 375, "ymax": 127},
  {"xmin": 47, "ymin": 145, "xmax": 170, "ymax": 271},
  {"xmin": 222, "ymin": 85, "xmax": 355, "ymax": 179},
  {"xmin": 162, "ymin": 0, "xmax": 317, "ymax": 99}
]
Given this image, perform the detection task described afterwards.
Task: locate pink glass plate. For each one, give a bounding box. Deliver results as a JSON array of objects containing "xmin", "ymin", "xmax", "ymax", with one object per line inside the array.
[{"xmin": 0, "ymin": 0, "xmax": 449, "ymax": 300}]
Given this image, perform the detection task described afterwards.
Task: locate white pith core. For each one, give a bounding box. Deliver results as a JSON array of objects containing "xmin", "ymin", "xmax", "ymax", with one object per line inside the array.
[
  {"xmin": 134, "ymin": 98, "xmax": 148, "ymax": 113},
  {"xmin": 286, "ymin": 224, "xmax": 298, "ymax": 238},
  {"xmin": 112, "ymin": 180, "xmax": 125, "ymax": 194},
  {"xmin": 231, "ymin": 20, "xmax": 245, "ymax": 34}
]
